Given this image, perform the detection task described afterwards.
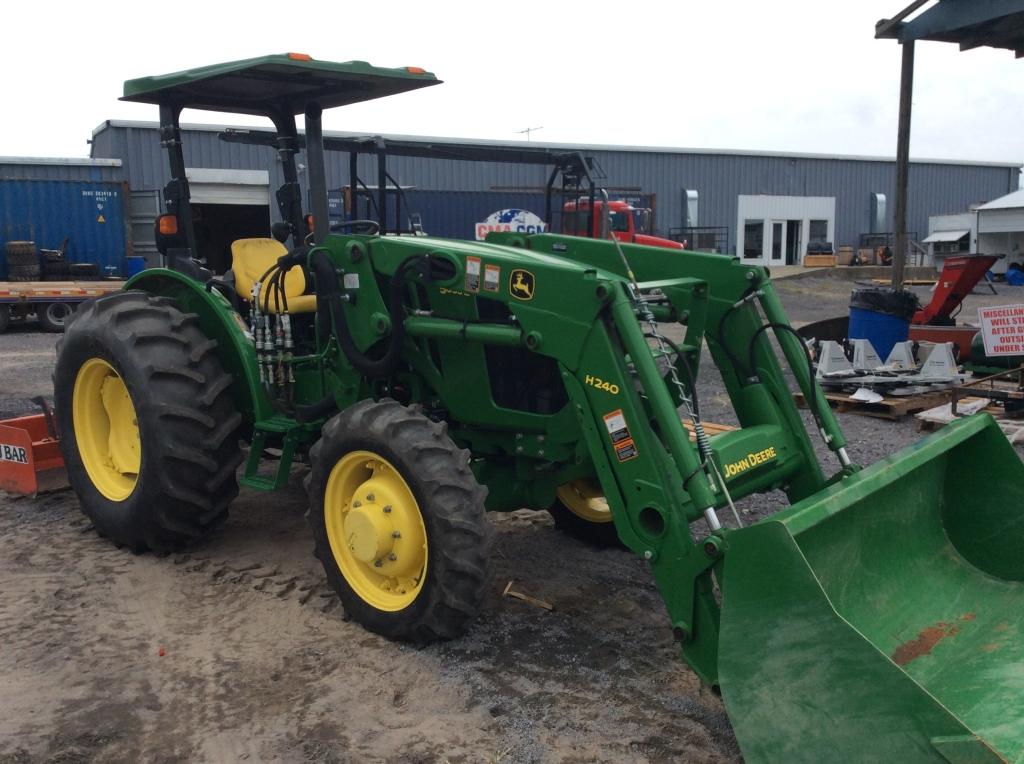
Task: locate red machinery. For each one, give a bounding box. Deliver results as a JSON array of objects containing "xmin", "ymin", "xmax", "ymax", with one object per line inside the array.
[
  {"xmin": 908, "ymin": 254, "xmax": 998, "ymax": 359},
  {"xmin": 562, "ymin": 199, "xmax": 685, "ymax": 249},
  {"xmin": 0, "ymin": 401, "xmax": 67, "ymax": 496}
]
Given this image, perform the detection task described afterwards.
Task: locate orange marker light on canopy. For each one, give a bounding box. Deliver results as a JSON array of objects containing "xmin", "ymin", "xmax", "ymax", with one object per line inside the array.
[
  {"xmin": 288, "ymin": 52, "xmax": 313, "ymax": 61},
  {"xmin": 157, "ymin": 214, "xmax": 178, "ymax": 235}
]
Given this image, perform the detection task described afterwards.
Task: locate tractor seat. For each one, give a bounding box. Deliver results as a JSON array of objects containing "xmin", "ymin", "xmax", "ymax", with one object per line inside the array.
[{"xmin": 230, "ymin": 238, "xmax": 317, "ymax": 313}]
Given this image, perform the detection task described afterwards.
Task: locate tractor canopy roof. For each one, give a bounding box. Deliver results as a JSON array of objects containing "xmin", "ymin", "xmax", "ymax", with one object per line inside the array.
[{"xmin": 121, "ymin": 53, "xmax": 440, "ymax": 116}]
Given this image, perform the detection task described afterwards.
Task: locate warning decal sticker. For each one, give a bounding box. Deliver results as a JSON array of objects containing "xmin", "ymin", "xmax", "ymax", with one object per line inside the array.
[
  {"xmin": 614, "ymin": 440, "xmax": 638, "ymax": 462},
  {"xmin": 603, "ymin": 409, "xmax": 638, "ymax": 461},
  {"xmin": 483, "ymin": 263, "xmax": 501, "ymax": 292},
  {"xmin": 465, "ymin": 256, "xmax": 481, "ymax": 293}
]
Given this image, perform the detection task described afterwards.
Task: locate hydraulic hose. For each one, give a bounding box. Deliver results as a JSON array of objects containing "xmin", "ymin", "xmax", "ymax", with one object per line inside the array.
[
  {"xmin": 746, "ymin": 321, "xmax": 825, "ymax": 431},
  {"xmin": 309, "ymin": 249, "xmax": 431, "ymax": 380}
]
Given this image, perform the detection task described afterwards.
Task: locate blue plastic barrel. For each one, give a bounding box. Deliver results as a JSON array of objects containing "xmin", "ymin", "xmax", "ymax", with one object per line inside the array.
[
  {"xmin": 847, "ymin": 288, "xmax": 918, "ymax": 359},
  {"xmin": 124, "ymin": 256, "xmax": 146, "ymax": 278}
]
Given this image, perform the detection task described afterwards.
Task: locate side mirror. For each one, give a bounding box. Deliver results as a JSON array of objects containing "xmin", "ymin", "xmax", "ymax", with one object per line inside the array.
[{"xmin": 271, "ymin": 221, "xmax": 292, "ymax": 243}]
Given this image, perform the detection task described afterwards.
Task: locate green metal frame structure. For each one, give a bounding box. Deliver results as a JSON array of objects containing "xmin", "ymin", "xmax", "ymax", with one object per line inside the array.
[{"xmin": 103, "ymin": 55, "xmax": 1024, "ymax": 761}]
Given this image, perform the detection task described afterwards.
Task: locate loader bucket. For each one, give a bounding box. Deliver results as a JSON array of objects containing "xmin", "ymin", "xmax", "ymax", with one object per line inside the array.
[{"xmin": 717, "ymin": 414, "xmax": 1024, "ymax": 763}]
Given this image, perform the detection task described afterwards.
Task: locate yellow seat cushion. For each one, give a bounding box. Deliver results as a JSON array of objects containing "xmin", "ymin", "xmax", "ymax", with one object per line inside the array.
[{"xmin": 230, "ymin": 238, "xmax": 317, "ymax": 313}]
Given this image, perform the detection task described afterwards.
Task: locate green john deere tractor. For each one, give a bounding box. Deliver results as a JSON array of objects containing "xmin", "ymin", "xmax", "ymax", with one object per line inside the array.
[{"xmin": 54, "ymin": 54, "xmax": 1024, "ymax": 761}]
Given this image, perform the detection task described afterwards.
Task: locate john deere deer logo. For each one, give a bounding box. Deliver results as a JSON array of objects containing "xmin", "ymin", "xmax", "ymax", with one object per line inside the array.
[{"xmin": 509, "ymin": 269, "xmax": 535, "ymax": 301}]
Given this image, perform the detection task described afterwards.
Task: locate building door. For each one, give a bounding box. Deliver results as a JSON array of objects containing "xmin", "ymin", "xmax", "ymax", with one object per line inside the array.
[
  {"xmin": 770, "ymin": 220, "xmax": 786, "ymax": 264},
  {"xmin": 185, "ymin": 168, "xmax": 271, "ymax": 274},
  {"xmin": 786, "ymin": 220, "xmax": 801, "ymax": 265}
]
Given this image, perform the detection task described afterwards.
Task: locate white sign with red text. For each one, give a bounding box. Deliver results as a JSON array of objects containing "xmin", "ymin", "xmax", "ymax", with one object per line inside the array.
[{"xmin": 978, "ymin": 304, "xmax": 1024, "ymax": 356}]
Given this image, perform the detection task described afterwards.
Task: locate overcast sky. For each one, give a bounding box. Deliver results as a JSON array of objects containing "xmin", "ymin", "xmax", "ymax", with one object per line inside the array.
[{"xmin": 2, "ymin": 1, "xmax": 1021, "ymax": 165}]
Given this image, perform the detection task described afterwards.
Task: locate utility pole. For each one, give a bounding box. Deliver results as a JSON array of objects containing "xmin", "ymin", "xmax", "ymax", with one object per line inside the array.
[
  {"xmin": 515, "ymin": 126, "xmax": 543, "ymax": 142},
  {"xmin": 893, "ymin": 39, "xmax": 915, "ymax": 292}
]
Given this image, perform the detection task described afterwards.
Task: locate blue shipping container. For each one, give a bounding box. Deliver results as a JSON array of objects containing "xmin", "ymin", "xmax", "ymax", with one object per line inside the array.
[{"xmin": 0, "ymin": 179, "xmax": 129, "ymax": 279}]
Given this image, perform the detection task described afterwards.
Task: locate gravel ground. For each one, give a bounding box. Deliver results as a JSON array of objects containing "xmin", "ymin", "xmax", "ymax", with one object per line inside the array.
[{"xmin": 0, "ymin": 274, "xmax": 1021, "ymax": 762}]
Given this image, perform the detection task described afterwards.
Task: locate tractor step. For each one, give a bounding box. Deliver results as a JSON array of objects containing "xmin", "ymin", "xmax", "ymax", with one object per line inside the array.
[{"xmin": 240, "ymin": 416, "xmax": 310, "ymax": 491}]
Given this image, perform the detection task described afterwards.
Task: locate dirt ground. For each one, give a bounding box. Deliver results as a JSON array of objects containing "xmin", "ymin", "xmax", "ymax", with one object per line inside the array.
[{"xmin": 1, "ymin": 273, "xmax": 1022, "ymax": 763}]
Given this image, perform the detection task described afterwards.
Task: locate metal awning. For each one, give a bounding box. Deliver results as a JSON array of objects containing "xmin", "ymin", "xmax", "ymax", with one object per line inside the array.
[
  {"xmin": 877, "ymin": 0, "xmax": 1024, "ymax": 56},
  {"xmin": 876, "ymin": 0, "xmax": 1024, "ymax": 291},
  {"xmin": 922, "ymin": 229, "xmax": 970, "ymax": 243}
]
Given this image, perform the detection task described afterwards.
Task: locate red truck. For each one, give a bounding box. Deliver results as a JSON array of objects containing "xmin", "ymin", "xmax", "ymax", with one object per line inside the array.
[{"xmin": 561, "ymin": 199, "xmax": 685, "ymax": 249}]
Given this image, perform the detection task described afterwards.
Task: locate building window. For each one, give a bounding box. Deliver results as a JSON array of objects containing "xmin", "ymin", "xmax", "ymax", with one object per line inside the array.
[
  {"xmin": 809, "ymin": 219, "xmax": 829, "ymax": 244},
  {"xmin": 743, "ymin": 220, "xmax": 764, "ymax": 259}
]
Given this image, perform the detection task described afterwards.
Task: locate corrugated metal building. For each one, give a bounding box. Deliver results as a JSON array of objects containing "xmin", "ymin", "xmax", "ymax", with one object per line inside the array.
[
  {"xmin": 89, "ymin": 120, "xmax": 1020, "ymax": 266},
  {"xmin": 0, "ymin": 156, "xmax": 123, "ymax": 183}
]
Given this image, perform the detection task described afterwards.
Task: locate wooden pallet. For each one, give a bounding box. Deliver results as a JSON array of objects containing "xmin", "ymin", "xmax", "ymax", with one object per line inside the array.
[
  {"xmin": 793, "ymin": 389, "xmax": 951, "ymax": 421},
  {"xmin": 682, "ymin": 420, "xmax": 737, "ymax": 440},
  {"xmin": 869, "ymin": 278, "xmax": 937, "ymax": 286},
  {"xmin": 803, "ymin": 254, "xmax": 836, "ymax": 267},
  {"xmin": 916, "ymin": 397, "xmax": 1024, "ymax": 443}
]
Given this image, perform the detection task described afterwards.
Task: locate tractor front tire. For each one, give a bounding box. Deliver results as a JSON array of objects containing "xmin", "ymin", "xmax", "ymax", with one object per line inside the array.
[
  {"xmin": 548, "ymin": 479, "xmax": 624, "ymax": 548},
  {"xmin": 54, "ymin": 290, "xmax": 243, "ymax": 553},
  {"xmin": 307, "ymin": 399, "xmax": 491, "ymax": 642}
]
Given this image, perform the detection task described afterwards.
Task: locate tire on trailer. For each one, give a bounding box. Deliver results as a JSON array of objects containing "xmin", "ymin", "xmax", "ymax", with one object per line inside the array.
[
  {"xmin": 43, "ymin": 259, "xmax": 70, "ymax": 277},
  {"xmin": 69, "ymin": 263, "xmax": 99, "ymax": 280},
  {"xmin": 53, "ymin": 290, "xmax": 243, "ymax": 553},
  {"xmin": 548, "ymin": 479, "xmax": 624, "ymax": 548},
  {"xmin": 8, "ymin": 264, "xmax": 40, "ymax": 281},
  {"xmin": 37, "ymin": 301, "xmax": 78, "ymax": 333},
  {"xmin": 5, "ymin": 241, "xmax": 37, "ymax": 266},
  {"xmin": 0, "ymin": 305, "xmax": 9, "ymax": 334},
  {"xmin": 306, "ymin": 399, "xmax": 491, "ymax": 642}
]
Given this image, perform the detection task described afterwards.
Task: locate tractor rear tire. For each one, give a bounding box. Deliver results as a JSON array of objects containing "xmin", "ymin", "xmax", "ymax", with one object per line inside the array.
[
  {"xmin": 306, "ymin": 399, "xmax": 491, "ymax": 642},
  {"xmin": 548, "ymin": 479, "xmax": 624, "ymax": 548},
  {"xmin": 37, "ymin": 302, "xmax": 77, "ymax": 333},
  {"xmin": 54, "ymin": 290, "xmax": 243, "ymax": 553}
]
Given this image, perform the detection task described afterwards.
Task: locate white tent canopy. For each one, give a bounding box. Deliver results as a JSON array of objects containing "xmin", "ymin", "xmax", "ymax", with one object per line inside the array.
[{"xmin": 922, "ymin": 229, "xmax": 969, "ymax": 244}]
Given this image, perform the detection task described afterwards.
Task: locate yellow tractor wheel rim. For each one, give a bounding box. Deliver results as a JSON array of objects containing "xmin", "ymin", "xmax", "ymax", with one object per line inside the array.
[
  {"xmin": 72, "ymin": 358, "xmax": 141, "ymax": 502},
  {"xmin": 556, "ymin": 479, "xmax": 613, "ymax": 524},
  {"xmin": 324, "ymin": 450, "xmax": 428, "ymax": 611}
]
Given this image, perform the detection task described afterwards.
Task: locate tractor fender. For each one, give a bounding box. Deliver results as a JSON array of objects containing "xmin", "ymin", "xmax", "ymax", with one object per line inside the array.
[{"xmin": 124, "ymin": 268, "xmax": 271, "ymax": 426}]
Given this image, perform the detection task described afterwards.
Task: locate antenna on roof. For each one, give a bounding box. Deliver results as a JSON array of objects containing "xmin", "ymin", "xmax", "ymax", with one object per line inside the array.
[{"xmin": 515, "ymin": 126, "xmax": 543, "ymax": 142}]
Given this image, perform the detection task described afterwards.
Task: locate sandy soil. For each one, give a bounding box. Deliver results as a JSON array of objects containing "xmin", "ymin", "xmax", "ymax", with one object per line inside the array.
[
  {"xmin": 0, "ymin": 476, "xmax": 735, "ymax": 763},
  {"xmin": 1, "ymin": 273, "xmax": 1021, "ymax": 763}
]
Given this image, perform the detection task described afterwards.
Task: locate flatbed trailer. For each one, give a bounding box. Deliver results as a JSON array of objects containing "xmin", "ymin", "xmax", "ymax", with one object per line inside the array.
[{"xmin": 0, "ymin": 280, "xmax": 124, "ymax": 333}]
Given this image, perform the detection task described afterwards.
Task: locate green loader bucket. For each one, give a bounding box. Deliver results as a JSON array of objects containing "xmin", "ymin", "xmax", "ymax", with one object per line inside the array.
[{"xmin": 717, "ymin": 414, "xmax": 1024, "ymax": 763}]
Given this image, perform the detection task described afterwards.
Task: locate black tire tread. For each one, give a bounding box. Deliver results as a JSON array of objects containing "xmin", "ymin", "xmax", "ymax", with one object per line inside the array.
[
  {"xmin": 54, "ymin": 290, "xmax": 243, "ymax": 553},
  {"xmin": 7, "ymin": 264, "xmax": 40, "ymax": 281},
  {"xmin": 5, "ymin": 241, "xmax": 37, "ymax": 266},
  {"xmin": 306, "ymin": 399, "xmax": 491, "ymax": 642}
]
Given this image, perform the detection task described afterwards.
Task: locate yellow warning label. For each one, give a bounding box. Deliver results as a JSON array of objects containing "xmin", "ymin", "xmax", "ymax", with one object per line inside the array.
[{"xmin": 97, "ymin": 214, "xmax": 106, "ymax": 223}]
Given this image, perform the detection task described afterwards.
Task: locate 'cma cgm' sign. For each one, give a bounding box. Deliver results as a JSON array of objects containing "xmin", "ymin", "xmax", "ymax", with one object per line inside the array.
[{"xmin": 475, "ymin": 209, "xmax": 546, "ymax": 241}]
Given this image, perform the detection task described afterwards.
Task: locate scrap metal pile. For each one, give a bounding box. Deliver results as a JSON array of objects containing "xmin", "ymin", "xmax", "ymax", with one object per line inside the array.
[{"xmin": 815, "ymin": 339, "xmax": 964, "ymax": 397}]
